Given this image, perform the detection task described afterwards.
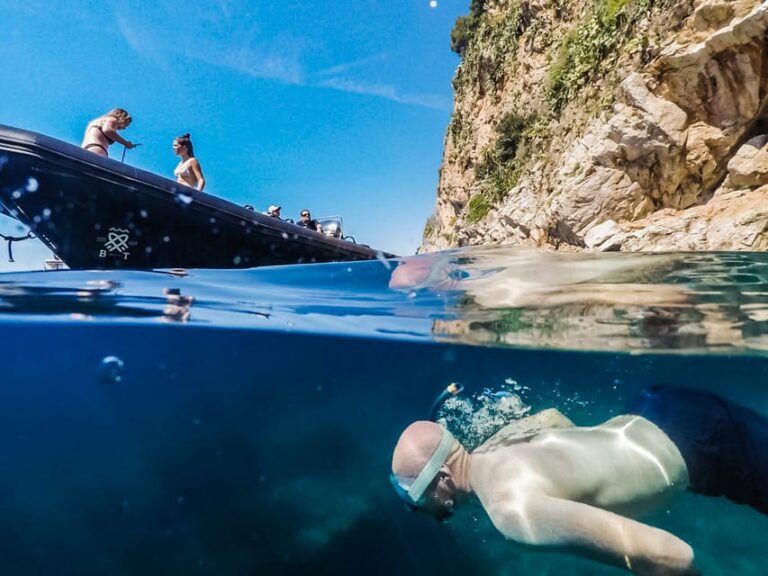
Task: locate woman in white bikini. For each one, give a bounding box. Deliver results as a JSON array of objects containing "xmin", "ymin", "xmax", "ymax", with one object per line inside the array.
[
  {"xmin": 80, "ymin": 108, "xmax": 136, "ymax": 157},
  {"xmin": 172, "ymin": 133, "xmax": 206, "ymax": 191}
]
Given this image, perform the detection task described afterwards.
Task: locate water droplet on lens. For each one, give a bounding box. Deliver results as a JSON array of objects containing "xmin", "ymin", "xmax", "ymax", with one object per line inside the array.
[
  {"xmin": 175, "ymin": 193, "xmax": 193, "ymax": 205},
  {"xmin": 376, "ymin": 251, "xmax": 392, "ymax": 270},
  {"xmin": 99, "ymin": 356, "xmax": 124, "ymax": 384},
  {"xmin": 25, "ymin": 177, "xmax": 39, "ymax": 192}
]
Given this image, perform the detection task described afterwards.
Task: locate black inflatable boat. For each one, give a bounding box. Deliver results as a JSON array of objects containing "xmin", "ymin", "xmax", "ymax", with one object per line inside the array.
[{"xmin": 0, "ymin": 124, "xmax": 395, "ymax": 269}]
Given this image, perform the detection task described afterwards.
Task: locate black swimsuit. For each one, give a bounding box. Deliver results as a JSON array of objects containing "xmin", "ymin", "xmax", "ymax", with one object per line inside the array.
[
  {"xmin": 628, "ymin": 385, "xmax": 768, "ymax": 515},
  {"xmin": 84, "ymin": 142, "xmax": 109, "ymax": 155},
  {"xmin": 92, "ymin": 124, "xmax": 116, "ymax": 144}
]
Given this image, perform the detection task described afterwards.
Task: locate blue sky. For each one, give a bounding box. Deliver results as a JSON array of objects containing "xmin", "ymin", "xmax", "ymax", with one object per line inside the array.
[{"xmin": 0, "ymin": 0, "xmax": 467, "ymax": 271}]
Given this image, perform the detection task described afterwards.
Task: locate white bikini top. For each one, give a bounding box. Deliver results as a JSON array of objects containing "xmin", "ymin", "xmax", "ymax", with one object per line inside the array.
[{"xmin": 174, "ymin": 159, "xmax": 192, "ymax": 179}]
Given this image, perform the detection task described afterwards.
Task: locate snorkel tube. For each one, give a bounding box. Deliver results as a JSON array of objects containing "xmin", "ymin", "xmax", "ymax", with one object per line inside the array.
[{"xmin": 428, "ymin": 382, "xmax": 464, "ymax": 421}]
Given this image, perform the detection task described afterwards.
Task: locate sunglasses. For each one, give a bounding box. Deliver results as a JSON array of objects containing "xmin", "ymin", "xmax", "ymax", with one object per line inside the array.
[{"xmin": 301, "ymin": 213, "xmax": 309, "ymax": 217}]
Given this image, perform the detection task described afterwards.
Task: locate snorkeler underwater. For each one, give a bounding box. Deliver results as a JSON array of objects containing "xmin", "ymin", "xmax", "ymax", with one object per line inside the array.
[{"xmin": 392, "ymin": 384, "xmax": 768, "ymax": 575}]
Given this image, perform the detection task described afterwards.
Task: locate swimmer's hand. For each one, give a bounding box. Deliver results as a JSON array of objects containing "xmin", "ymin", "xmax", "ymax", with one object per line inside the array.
[{"xmin": 487, "ymin": 496, "xmax": 697, "ymax": 575}]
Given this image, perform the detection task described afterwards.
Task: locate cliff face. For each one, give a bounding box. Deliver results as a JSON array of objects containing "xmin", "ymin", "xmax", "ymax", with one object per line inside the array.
[{"xmin": 423, "ymin": 0, "xmax": 768, "ymax": 252}]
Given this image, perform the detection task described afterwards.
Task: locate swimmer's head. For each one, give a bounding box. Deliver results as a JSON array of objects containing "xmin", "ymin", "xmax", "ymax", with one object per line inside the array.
[{"xmin": 390, "ymin": 421, "xmax": 459, "ymax": 521}]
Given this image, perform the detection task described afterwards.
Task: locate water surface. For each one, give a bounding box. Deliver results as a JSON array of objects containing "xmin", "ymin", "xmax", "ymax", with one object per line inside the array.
[{"xmin": 1, "ymin": 247, "xmax": 766, "ymax": 575}]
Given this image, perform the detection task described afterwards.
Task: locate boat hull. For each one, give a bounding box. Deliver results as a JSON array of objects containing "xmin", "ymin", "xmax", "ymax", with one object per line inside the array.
[{"xmin": 0, "ymin": 125, "xmax": 394, "ymax": 269}]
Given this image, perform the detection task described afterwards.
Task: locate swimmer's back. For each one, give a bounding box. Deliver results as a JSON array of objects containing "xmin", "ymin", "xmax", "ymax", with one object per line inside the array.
[{"xmin": 472, "ymin": 415, "xmax": 689, "ymax": 516}]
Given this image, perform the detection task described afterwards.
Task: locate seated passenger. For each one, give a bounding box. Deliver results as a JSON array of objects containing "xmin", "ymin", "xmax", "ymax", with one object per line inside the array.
[
  {"xmin": 266, "ymin": 205, "xmax": 282, "ymax": 218},
  {"xmin": 391, "ymin": 385, "xmax": 768, "ymax": 575},
  {"xmin": 297, "ymin": 209, "xmax": 323, "ymax": 232}
]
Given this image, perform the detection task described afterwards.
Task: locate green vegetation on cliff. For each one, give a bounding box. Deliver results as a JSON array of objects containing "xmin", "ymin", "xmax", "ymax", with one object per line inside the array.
[
  {"xmin": 451, "ymin": 0, "xmax": 531, "ymax": 102},
  {"xmin": 441, "ymin": 0, "xmax": 694, "ymax": 236},
  {"xmin": 547, "ymin": 0, "xmax": 664, "ymax": 112},
  {"xmin": 468, "ymin": 111, "xmax": 542, "ymax": 222},
  {"xmin": 450, "ymin": 0, "xmax": 488, "ymax": 55}
]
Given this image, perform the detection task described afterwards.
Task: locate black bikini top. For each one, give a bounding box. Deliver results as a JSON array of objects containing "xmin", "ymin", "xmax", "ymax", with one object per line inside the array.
[{"xmin": 90, "ymin": 123, "xmax": 116, "ymax": 145}]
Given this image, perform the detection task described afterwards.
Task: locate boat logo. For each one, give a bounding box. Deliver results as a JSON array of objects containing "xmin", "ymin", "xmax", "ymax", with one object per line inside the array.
[{"xmin": 99, "ymin": 227, "xmax": 131, "ymax": 260}]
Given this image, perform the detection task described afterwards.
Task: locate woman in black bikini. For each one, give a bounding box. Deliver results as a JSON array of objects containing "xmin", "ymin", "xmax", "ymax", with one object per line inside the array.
[{"xmin": 80, "ymin": 108, "xmax": 136, "ymax": 158}]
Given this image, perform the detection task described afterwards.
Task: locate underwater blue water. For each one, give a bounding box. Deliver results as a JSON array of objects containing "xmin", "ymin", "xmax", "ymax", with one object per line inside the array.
[{"xmin": 1, "ymin": 247, "xmax": 768, "ymax": 575}]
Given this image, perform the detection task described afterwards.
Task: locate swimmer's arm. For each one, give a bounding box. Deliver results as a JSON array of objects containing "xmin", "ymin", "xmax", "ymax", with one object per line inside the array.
[{"xmin": 487, "ymin": 496, "xmax": 698, "ymax": 575}]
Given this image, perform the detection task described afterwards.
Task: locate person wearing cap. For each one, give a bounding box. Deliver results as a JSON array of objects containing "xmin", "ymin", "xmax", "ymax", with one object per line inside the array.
[
  {"xmin": 391, "ymin": 385, "xmax": 768, "ymax": 575},
  {"xmin": 296, "ymin": 209, "xmax": 323, "ymax": 232},
  {"xmin": 266, "ymin": 205, "xmax": 282, "ymax": 218}
]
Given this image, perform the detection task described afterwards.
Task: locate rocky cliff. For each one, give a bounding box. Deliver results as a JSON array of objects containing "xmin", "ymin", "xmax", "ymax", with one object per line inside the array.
[{"xmin": 422, "ymin": 0, "xmax": 768, "ymax": 252}]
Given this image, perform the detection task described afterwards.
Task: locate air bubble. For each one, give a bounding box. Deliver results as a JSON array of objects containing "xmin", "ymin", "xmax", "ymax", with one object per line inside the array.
[{"xmin": 99, "ymin": 356, "xmax": 125, "ymax": 384}]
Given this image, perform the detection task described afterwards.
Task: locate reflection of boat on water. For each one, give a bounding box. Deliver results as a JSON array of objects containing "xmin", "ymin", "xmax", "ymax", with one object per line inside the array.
[{"xmin": 0, "ymin": 124, "xmax": 395, "ymax": 270}]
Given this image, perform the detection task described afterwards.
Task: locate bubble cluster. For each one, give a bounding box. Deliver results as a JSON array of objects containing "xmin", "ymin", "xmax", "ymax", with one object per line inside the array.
[{"xmin": 436, "ymin": 381, "xmax": 531, "ymax": 450}]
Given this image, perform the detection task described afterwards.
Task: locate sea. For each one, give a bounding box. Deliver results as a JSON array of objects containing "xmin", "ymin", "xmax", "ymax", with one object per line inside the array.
[{"xmin": 0, "ymin": 246, "xmax": 766, "ymax": 575}]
